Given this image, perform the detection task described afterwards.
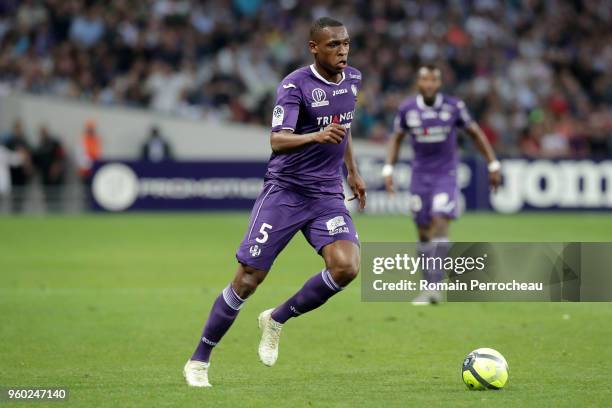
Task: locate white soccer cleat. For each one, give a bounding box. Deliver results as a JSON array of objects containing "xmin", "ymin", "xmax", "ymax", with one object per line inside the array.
[
  {"xmin": 258, "ymin": 308, "xmax": 283, "ymax": 367},
  {"xmin": 411, "ymin": 289, "xmax": 442, "ymax": 306},
  {"xmin": 183, "ymin": 360, "xmax": 212, "ymax": 387}
]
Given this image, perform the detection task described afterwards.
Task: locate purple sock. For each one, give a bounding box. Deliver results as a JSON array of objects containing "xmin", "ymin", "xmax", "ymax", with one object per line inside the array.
[
  {"xmin": 418, "ymin": 238, "xmax": 450, "ymax": 283},
  {"xmin": 191, "ymin": 283, "xmax": 245, "ymax": 363},
  {"xmin": 271, "ymin": 269, "xmax": 342, "ymax": 324}
]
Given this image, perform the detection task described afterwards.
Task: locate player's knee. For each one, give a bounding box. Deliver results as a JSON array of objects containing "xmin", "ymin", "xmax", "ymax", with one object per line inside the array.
[
  {"xmin": 329, "ymin": 256, "xmax": 360, "ymax": 286},
  {"xmin": 418, "ymin": 231, "xmax": 430, "ymax": 242},
  {"xmin": 431, "ymin": 218, "xmax": 449, "ymax": 238},
  {"xmin": 233, "ymin": 265, "xmax": 266, "ymax": 298},
  {"xmin": 418, "ymin": 224, "xmax": 432, "ymax": 242}
]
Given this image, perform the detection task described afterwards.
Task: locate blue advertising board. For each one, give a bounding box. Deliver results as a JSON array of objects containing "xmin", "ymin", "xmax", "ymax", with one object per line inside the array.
[{"xmin": 91, "ymin": 159, "xmax": 612, "ymax": 213}]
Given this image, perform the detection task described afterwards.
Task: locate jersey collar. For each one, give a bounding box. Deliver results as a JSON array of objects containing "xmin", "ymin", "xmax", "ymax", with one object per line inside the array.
[
  {"xmin": 417, "ymin": 93, "xmax": 443, "ymax": 110},
  {"xmin": 310, "ymin": 64, "xmax": 346, "ymax": 86}
]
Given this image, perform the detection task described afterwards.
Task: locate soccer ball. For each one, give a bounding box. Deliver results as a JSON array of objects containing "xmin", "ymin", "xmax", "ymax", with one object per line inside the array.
[{"xmin": 461, "ymin": 348, "xmax": 509, "ymax": 390}]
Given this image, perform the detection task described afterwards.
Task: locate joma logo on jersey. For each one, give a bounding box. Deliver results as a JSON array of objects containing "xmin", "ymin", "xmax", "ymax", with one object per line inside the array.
[
  {"xmin": 333, "ymin": 88, "xmax": 348, "ymax": 96},
  {"xmin": 316, "ymin": 111, "xmax": 354, "ymax": 126},
  {"xmin": 311, "ymin": 88, "xmax": 329, "ymax": 107}
]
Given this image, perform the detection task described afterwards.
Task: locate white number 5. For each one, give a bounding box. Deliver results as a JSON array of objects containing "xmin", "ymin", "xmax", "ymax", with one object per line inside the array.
[{"xmin": 255, "ymin": 223, "xmax": 273, "ymax": 243}]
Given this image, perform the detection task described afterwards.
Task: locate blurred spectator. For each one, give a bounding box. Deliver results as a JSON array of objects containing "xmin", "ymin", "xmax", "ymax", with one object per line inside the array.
[
  {"xmin": 69, "ymin": 5, "xmax": 105, "ymax": 48},
  {"xmin": 519, "ymin": 128, "xmax": 541, "ymax": 159},
  {"xmin": 141, "ymin": 125, "xmax": 173, "ymax": 162},
  {"xmin": 0, "ymin": 144, "xmax": 25, "ymax": 199},
  {"xmin": 0, "ymin": 0, "xmax": 609, "ymax": 158},
  {"xmin": 34, "ymin": 125, "xmax": 65, "ymax": 211},
  {"xmin": 76, "ymin": 119, "xmax": 101, "ymax": 185},
  {"xmin": 2, "ymin": 119, "xmax": 33, "ymax": 212}
]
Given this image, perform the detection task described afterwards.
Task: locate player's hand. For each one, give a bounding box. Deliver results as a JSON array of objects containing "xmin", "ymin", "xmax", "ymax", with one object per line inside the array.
[
  {"xmin": 489, "ymin": 170, "xmax": 501, "ymax": 192},
  {"xmin": 347, "ymin": 172, "xmax": 367, "ymax": 211},
  {"xmin": 313, "ymin": 123, "xmax": 345, "ymax": 144},
  {"xmin": 384, "ymin": 175, "xmax": 395, "ymax": 194}
]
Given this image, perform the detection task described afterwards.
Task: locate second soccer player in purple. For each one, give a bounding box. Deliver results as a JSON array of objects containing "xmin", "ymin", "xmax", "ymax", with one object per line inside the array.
[
  {"xmin": 184, "ymin": 17, "xmax": 366, "ymax": 387},
  {"xmin": 383, "ymin": 65, "xmax": 501, "ymax": 305}
]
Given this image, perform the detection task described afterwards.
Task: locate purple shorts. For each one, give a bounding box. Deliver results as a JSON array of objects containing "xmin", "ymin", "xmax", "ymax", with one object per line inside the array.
[
  {"xmin": 410, "ymin": 172, "xmax": 459, "ymax": 226},
  {"xmin": 236, "ymin": 183, "xmax": 360, "ymax": 271}
]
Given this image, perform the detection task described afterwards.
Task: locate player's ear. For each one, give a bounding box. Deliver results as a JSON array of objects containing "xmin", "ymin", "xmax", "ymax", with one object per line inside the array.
[{"xmin": 308, "ymin": 40, "xmax": 318, "ymax": 55}]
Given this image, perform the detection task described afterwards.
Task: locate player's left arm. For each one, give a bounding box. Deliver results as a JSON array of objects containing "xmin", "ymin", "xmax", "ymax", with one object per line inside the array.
[
  {"xmin": 464, "ymin": 123, "xmax": 501, "ymax": 192},
  {"xmin": 344, "ymin": 129, "xmax": 366, "ymax": 210}
]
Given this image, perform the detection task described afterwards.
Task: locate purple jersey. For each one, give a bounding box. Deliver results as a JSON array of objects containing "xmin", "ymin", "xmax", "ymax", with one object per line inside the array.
[
  {"xmin": 394, "ymin": 93, "xmax": 473, "ymax": 175},
  {"xmin": 266, "ymin": 64, "xmax": 362, "ymax": 196}
]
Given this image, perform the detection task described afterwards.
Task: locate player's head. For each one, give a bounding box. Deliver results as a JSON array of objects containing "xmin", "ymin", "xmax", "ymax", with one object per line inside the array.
[
  {"xmin": 309, "ymin": 17, "xmax": 349, "ymax": 75},
  {"xmin": 417, "ymin": 64, "xmax": 442, "ymax": 100}
]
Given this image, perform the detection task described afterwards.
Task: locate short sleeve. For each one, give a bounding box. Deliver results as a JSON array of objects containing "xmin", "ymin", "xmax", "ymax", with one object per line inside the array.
[
  {"xmin": 455, "ymin": 100, "xmax": 474, "ymax": 129},
  {"xmin": 271, "ymin": 82, "xmax": 302, "ymax": 132},
  {"xmin": 393, "ymin": 108, "xmax": 408, "ymax": 132}
]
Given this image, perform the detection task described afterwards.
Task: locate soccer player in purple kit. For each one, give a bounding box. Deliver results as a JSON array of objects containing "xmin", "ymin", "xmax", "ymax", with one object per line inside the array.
[
  {"xmin": 184, "ymin": 17, "xmax": 366, "ymax": 387},
  {"xmin": 383, "ymin": 64, "xmax": 501, "ymax": 305}
]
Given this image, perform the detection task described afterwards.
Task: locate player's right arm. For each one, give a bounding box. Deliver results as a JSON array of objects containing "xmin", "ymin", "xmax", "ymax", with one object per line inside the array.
[
  {"xmin": 269, "ymin": 78, "xmax": 346, "ymax": 154},
  {"xmin": 270, "ymin": 124, "xmax": 346, "ymax": 154},
  {"xmin": 383, "ymin": 114, "xmax": 407, "ymax": 194}
]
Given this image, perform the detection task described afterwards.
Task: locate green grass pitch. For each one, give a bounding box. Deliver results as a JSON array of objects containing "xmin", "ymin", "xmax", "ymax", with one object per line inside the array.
[{"xmin": 1, "ymin": 213, "xmax": 612, "ymax": 407}]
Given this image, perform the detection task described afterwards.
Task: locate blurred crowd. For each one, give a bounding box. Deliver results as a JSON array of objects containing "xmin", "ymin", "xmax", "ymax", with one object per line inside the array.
[
  {"xmin": 0, "ymin": 0, "xmax": 610, "ymax": 158},
  {"xmin": 0, "ymin": 117, "xmax": 172, "ymax": 212}
]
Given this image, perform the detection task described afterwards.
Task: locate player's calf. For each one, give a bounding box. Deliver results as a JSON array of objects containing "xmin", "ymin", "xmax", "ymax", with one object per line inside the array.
[
  {"xmin": 186, "ymin": 264, "xmax": 267, "ymax": 385},
  {"xmin": 267, "ymin": 240, "xmax": 358, "ymax": 326}
]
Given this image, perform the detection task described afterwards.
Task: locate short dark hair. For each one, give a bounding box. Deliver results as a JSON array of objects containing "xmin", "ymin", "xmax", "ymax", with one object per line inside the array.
[{"xmin": 310, "ymin": 17, "xmax": 344, "ymax": 40}]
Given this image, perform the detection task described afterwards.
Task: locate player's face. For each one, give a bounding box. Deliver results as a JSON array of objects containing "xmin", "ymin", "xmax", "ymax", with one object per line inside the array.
[
  {"xmin": 309, "ymin": 26, "xmax": 350, "ymax": 74},
  {"xmin": 417, "ymin": 70, "xmax": 442, "ymax": 100}
]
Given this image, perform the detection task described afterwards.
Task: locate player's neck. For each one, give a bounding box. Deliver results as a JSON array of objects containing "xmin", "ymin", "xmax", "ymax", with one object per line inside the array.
[
  {"xmin": 422, "ymin": 94, "xmax": 437, "ymax": 106},
  {"xmin": 312, "ymin": 62, "xmax": 342, "ymax": 84}
]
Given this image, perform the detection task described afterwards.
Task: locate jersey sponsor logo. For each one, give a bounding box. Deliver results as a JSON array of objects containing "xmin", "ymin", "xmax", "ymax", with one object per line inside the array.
[
  {"xmin": 282, "ymin": 83, "xmax": 296, "ymax": 89},
  {"xmin": 422, "ymin": 110, "xmax": 438, "ymax": 119},
  {"xmin": 349, "ymin": 72, "xmax": 361, "ymax": 79},
  {"xmin": 311, "ymin": 88, "xmax": 329, "ymax": 107},
  {"xmin": 351, "ymin": 84, "xmax": 358, "ymax": 96},
  {"xmin": 333, "ymin": 88, "xmax": 348, "ymax": 96},
  {"xmin": 326, "ymin": 216, "xmax": 349, "ymax": 236},
  {"xmin": 272, "ymin": 105, "xmax": 284, "ymax": 127},
  {"xmin": 317, "ymin": 110, "xmax": 354, "ymax": 127},
  {"xmin": 414, "ymin": 126, "xmax": 451, "ymax": 143},
  {"xmin": 249, "ymin": 244, "xmax": 261, "ymax": 257}
]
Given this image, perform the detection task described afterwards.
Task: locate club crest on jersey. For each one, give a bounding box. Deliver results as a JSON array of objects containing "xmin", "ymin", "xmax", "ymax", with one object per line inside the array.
[
  {"xmin": 351, "ymin": 84, "xmax": 358, "ymax": 96},
  {"xmin": 326, "ymin": 216, "xmax": 349, "ymax": 236},
  {"xmin": 249, "ymin": 245, "xmax": 261, "ymax": 257},
  {"xmin": 439, "ymin": 110, "xmax": 451, "ymax": 121},
  {"xmin": 311, "ymin": 88, "xmax": 329, "ymax": 107},
  {"xmin": 407, "ymin": 110, "xmax": 421, "ymax": 127}
]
